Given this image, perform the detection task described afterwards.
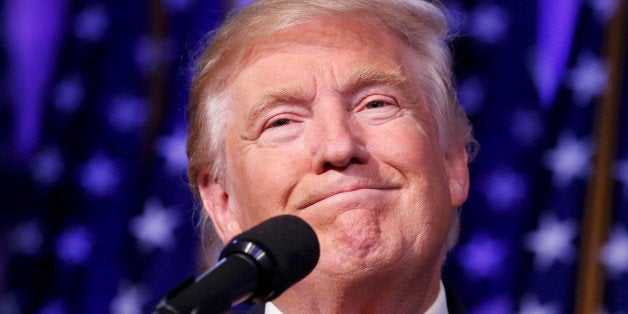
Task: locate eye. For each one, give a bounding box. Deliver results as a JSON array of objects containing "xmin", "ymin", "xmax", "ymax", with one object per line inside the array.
[
  {"xmin": 365, "ymin": 100, "xmax": 387, "ymax": 109},
  {"xmin": 268, "ymin": 118, "xmax": 291, "ymax": 128},
  {"xmin": 259, "ymin": 114, "xmax": 304, "ymax": 143},
  {"xmin": 355, "ymin": 96, "xmax": 401, "ymax": 124}
]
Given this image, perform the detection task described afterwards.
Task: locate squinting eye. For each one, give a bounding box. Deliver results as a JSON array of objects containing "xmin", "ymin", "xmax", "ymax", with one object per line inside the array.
[
  {"xmin": 268, "ymin": 118, "xmax": 291, "ymax": 128},
  {"xmin": 365, "ymin": 100, "xmax": 386, "ymax": 109}
]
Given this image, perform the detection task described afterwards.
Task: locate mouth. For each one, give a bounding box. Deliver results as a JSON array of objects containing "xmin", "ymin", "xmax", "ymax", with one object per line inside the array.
[{"xmin": 297, "ymin": 182, "xmax": 400, "ymax": 210}]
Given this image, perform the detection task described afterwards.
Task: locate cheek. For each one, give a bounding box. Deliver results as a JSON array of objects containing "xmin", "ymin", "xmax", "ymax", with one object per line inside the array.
[
  {"xmin": 372, "ymin": 120, "xmax": 443, "ymax": 174},
  {"xmin": 226, "ymin": 142, "xmax": 310, "ymax": 222},
  {"xmin": 370, "ymin": 121, "xmax": 452, "ymax": 211}
]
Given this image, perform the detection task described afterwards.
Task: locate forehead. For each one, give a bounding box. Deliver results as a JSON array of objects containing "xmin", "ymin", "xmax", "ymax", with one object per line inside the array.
[{"xmin": 226, "ymin": 17, "xmax": 416, "ymax": 94}]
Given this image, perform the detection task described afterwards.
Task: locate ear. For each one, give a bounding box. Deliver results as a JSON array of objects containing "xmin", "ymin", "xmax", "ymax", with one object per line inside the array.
[
  {"xmin": 197, "ymin": 168, "xmax": 243, "ymax": 244},
  {"xmin": 445, "ymin": 145, "xmax": 470, "ymax": 208}
]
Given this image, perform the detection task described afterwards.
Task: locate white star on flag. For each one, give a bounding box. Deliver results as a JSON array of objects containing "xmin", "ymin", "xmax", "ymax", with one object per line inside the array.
[
  {"xmin": 53, "ymin": 74, "xmax": 84, "ymax": 114},
  {"xmin": 565, "ymin": 52, "xmax": 608, "ymax": 107},
  {"xmin": 510, "ymin": 109, "xmax": 544, "ymax": 146},
  {"xmin": 55, "ymin": 226, "xmax": 93, "ymax": 265},
  {"xmin": 468, "ymin": 3, "xmax": 509, "ymax": 44},
  {"xmin": 130, "ymin": 198, "xmax": 181, "ymax": 253},
  {"xmin": 109, "ymin": 282, "xmax": 148, "ymax": 314},
  {"xmin": 107, "ymin": 95, "xmax": 147, "ymax": 133},
  {"xmin": 457, "ymin": 76, "xmax": 485, "ymax": 114},
  {"xmin": 79, "ymin": 153, "xmax": 121, "ymax": 197},
  {"xmin": 519, "ymin": 295, "xmax": 561, "ymax": 314},
  {"xmin": 600, "ymin": 226, "xmax": 628, "ymax": 279},
  {"xmin": 31, "ymin": 147, "xmax": 64, "ymax": 185},
  {"xmin": 482, "ymin": 168, "xmax": 527, "ymax": 212},
  {"xmin": 457, "ymin": 233, "xmax": 507, "ymax": 280},
  {"xmin": 543, "ymin": 132, "xmax": 593, "ymax": 189},
  {"xmin": 524, "ymin": 214, "xmax": 578, "ymax": 270},
  {"xmin": 74, "ymin": 4, "xmax": 108, "ymax": 42},
  {"xmin": 157, "ymin": 128, "xmax": 189, "ymax": 175},
  {"xmin": 588, "ymin": 0, "xmax": 618, "ymax": 24}
]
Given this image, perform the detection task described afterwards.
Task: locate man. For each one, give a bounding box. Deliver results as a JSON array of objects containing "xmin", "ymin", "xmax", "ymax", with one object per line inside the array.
[{"xmin": 186, "ymin": 0, "xmax": 477, "ymax": 312}]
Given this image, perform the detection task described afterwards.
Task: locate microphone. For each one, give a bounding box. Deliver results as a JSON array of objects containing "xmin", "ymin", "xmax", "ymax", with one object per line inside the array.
[{"xmin": 154, "ymin": 215, "xmax": 320, "ymax": 314}]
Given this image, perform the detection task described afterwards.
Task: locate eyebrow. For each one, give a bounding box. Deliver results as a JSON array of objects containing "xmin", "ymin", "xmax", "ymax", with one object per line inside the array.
[
  {"xmin": 244, "ymin": 85, "xmax": 310, "ymax": 129},
  {"xmin": 342, "ymin": 66, "xmax": 413, "ymax": 100}
]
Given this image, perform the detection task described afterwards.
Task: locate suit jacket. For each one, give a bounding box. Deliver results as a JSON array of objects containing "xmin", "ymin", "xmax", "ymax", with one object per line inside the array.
[{"xmin": 236, "ymin": 282, "xmax": 466, "ymax": 314}]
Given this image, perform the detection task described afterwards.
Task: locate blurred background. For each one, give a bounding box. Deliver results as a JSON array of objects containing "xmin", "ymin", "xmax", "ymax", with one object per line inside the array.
[{"xmin": 1, "ymin": 0, "xmax": 626, "ymax": 313}]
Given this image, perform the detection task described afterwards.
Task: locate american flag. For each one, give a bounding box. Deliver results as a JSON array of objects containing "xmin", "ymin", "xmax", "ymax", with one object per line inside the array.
[{"xmin": 0, "ymin": 0, "xmax": 626, "ymax": 313}]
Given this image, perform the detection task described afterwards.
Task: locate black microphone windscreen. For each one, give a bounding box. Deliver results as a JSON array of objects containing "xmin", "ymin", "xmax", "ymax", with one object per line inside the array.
[{"xmin": 223, "ymin": 215, "xmax": 320, "ymax": 300}]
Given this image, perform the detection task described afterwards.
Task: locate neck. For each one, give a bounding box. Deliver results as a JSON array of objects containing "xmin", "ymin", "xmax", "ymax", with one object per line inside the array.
[{"xmin": 273, "ymin": 266, "xmax": 442, "ymax": 313}]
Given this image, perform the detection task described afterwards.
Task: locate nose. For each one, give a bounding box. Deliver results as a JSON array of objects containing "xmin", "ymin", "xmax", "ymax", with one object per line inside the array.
[{"xmin": 307, "ymin": 108, "xmax": 368, "ymax": 173}]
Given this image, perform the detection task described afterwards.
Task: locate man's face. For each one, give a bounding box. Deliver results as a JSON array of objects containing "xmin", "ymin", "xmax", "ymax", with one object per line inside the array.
[{"xmin": 199, "ymin": 19, "xmax": 468, "ymax": 280}]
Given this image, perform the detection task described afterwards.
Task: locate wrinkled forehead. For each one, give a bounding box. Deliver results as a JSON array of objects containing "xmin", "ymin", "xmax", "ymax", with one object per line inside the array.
[{"xmin": 230, "ymin": 16, "xmax": 411, "ymax": 81}]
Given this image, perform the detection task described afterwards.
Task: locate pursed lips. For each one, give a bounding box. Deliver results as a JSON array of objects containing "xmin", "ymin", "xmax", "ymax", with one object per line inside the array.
[{"xmin": 294, "ymin": 178, "xmax": 401, "ymax": 210}]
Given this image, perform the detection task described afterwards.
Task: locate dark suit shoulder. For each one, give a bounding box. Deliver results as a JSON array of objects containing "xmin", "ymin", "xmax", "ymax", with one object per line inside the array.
[
  {"xmin": 229, "ymin": 302, "xmax": 264, "ymax": 314},
  {"xmin": 444, "ymin": 282, "xmax": 466, "ymax": 314}
]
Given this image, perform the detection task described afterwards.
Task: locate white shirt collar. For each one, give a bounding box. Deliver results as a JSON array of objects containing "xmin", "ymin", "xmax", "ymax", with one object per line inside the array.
[
  {"xmin": 424, "ymin": 281, "xmax": 448, "ymax": 314},
  {"xmin": 264, "ymin": 280, "xmax": 448, "ymax": 313},
  {"xmin": 265, "ymin": 301, "xmax": 283, "ymax": 314}
]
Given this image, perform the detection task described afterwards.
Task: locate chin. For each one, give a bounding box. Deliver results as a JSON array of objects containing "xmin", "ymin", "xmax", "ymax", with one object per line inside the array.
[{"xmin": 318, "ymin": 236, "xmax": 399, "ymax": 276}]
